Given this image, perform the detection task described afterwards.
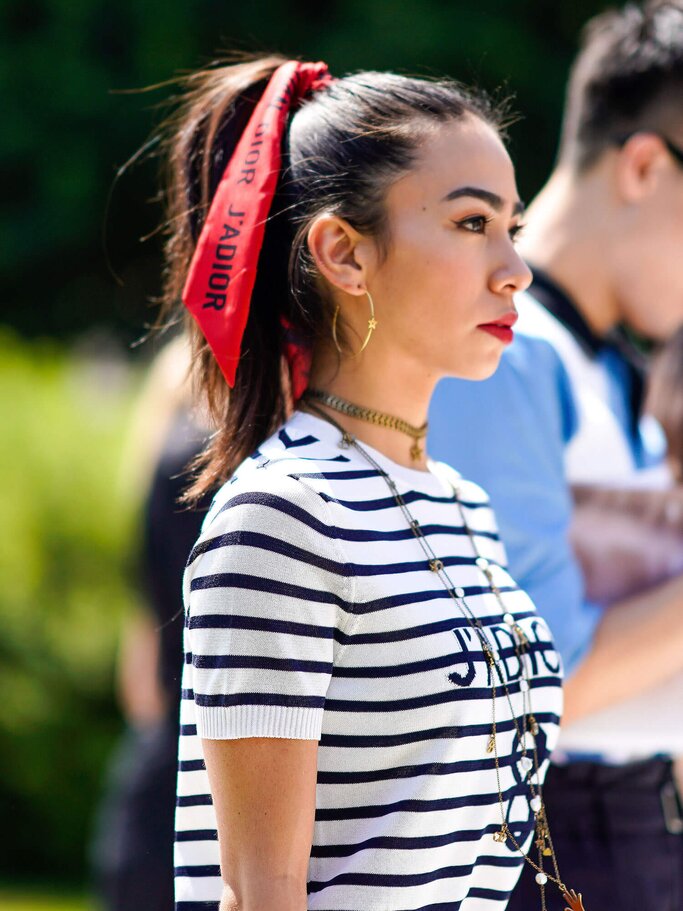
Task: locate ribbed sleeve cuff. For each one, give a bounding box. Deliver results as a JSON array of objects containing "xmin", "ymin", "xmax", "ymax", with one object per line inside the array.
[{"xmin": 195, "ymin": 704, "xmax": 324, "ymax": 740}]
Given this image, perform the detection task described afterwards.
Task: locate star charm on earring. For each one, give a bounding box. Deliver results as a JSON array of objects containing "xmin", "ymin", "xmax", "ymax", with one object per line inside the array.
[{"xmin": 368, "ymin": 318, "xmax": 378, "ymax": 330}]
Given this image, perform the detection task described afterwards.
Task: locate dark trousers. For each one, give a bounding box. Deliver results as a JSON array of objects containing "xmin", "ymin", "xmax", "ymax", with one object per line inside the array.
[
  {"xmin": 506, "ymin": 757, "xmax": 683, "ymax": 911},
  {"xmin": 91, "ymin": 719, "xmax": 178, "ymax": 911}
]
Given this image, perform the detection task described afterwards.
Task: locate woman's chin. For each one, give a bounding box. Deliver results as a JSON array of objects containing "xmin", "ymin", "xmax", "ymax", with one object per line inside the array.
[{"xmin": 447, "ymin": 351, "xmax": 504, "ymax": 382}]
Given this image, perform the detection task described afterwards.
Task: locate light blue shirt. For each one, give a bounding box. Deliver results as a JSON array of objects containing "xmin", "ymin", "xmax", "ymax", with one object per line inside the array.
[{"xmin": 428, "ymin": 333, "xmax": 602, "ymax": 675}]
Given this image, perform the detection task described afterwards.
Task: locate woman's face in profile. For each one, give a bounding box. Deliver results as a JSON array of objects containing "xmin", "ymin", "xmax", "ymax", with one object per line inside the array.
[{"xmin": 369, "ymin": 115, "xmax": 531, "ymax": 382}]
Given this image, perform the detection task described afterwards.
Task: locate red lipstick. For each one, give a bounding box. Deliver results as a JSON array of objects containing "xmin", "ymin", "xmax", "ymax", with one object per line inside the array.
[{"xmin": 477, "ymin": 311, "xmax": 518, "ymax": 345}]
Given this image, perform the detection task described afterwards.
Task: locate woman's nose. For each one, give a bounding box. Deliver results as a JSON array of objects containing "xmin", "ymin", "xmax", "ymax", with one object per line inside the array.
[{"xmin": 491, "ymin": 249, "xmax": 533, "ymax": 295}]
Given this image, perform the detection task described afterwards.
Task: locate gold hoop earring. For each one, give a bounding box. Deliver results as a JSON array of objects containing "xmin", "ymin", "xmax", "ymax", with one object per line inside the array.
[{"xmin": 331, "ymin": 290, "xmax": 377, "ymax": 357}]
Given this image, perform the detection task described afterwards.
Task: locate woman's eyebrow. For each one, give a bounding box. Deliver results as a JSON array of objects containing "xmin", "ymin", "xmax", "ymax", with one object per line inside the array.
[{"xmin": 441, "ymin": 185, "xmax": 524, "ymax": 215}]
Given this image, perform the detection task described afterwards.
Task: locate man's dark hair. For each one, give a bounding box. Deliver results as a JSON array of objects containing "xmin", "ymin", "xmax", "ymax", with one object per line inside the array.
[{"xmin": 559, "ymin": 0, "xmax": 683, "ymax": 170}]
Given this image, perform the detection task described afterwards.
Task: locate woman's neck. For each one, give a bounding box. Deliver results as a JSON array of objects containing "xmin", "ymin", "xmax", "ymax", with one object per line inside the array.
[{"xmin": 306, "ymin": 348, "xmax": 435, "ymax": 471}]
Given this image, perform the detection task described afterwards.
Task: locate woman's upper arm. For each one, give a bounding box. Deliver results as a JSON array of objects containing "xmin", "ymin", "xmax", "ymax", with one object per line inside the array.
[
  {"xmin": 184, "ymin": 474, "xmax": 352, "ymax": 908},
  {"xmin": 202, "ymin": 736, "xmax": 318, "ymax": 911}
]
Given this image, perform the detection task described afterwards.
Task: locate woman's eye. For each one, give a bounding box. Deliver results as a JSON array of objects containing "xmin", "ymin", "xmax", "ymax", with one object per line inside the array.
[
  {"xmin": 457, "ymin": 215, "xmax": 491, "ymax": 234},
  {"xmin": 509, "ymin": 223, "xmax": 526, "ymax": 242}
]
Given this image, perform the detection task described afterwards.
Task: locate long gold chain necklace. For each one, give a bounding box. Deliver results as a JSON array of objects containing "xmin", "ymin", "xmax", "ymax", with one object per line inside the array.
[
  {"xmin": 303, "ymin": 400, "xmax": 586, "ymax": 911},
  {"xmin": 306, "ymin": 388, "xmax": 428, "ymax": 461}
]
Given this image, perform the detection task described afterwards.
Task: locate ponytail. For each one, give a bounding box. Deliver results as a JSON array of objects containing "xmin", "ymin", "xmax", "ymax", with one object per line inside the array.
[{"xmin": 160, "ymin": 55, "xmax": 294, "ymax": 500}]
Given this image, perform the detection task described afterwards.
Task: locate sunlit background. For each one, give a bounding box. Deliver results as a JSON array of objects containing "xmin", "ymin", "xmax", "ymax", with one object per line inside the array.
[{"xmin": 1, "ymin": 1, "xmax": 613, "ymax": 907}]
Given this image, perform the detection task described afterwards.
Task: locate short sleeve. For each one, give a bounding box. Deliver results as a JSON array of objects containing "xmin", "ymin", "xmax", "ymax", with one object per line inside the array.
[{"xmin": 184, "ymin": 471, "xmax": 353, "ymax": 741}]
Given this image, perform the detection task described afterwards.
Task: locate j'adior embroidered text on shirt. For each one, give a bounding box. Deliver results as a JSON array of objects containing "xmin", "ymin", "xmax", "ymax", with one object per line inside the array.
[{"xmin": 175, "ymin": 411, "xmax": 563, "ymax": 911}]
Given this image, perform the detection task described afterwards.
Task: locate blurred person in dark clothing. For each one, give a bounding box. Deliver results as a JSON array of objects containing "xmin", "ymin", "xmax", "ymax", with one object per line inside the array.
[{"xmin": 92, "ymin": 338, "xmax": 209, "ymax": 911}]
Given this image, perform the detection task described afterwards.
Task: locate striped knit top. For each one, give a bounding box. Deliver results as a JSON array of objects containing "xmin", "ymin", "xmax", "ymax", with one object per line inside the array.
[{"xmin": 175, "ymin": 410, "xmax": 563, "ymax": 911}]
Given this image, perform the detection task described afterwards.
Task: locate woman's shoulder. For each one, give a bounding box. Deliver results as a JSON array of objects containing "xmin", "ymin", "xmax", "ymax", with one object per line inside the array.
[
  {"xmin": 202, "ymin": 410, "xmax": 372, "ymax": 525},
  {"xmin": 201, "ymin": 457, "xmax": 328, "ymax": 539},
  {"xmin": 428, "ymin": 458, "xmax": 493, "ymax": 509}
]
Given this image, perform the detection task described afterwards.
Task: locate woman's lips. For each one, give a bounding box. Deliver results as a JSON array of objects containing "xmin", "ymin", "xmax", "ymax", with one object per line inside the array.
[{"xmin": 477, "ymin": 311, "xmax": 518, "ymax": 345}]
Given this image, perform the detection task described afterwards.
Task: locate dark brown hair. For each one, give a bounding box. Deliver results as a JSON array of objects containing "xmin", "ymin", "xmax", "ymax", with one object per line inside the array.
[
  {"xmin": 158, "ymin": 55, "xmax": 503, "ymax": 501},
  {"xmin": 558, "ymin": 1, "xmax": 683, "ymax": 170}
]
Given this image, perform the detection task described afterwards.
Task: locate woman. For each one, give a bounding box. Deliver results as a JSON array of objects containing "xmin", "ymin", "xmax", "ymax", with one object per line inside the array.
[{"xmin": 165, "ymin": 56, "xmax": 574, "ymax": 911}]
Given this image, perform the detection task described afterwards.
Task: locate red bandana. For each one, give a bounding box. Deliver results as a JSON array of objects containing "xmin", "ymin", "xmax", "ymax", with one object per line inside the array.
[{"xmin": 181, "ymin": 60, "xmax": 332, "ymax": 399}]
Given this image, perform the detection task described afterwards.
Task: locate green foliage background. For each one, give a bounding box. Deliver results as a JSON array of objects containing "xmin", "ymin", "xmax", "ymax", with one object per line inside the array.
[
  {"xmin": 0, "ymin": 331, "xmax": 142, "ymax": 883},
  {"xmin": 0, "ymin": 0, "xmax": 612, "ymax": 890}
]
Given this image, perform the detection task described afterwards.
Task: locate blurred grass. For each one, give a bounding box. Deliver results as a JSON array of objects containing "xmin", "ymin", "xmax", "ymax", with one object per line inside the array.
[
  {"xmin": 0, "ymin": 329, "xmax": 144, "ymax": 882},
  {"xmin": 0, "ymin": 888, "xmax": 91, "ymax": 911}
]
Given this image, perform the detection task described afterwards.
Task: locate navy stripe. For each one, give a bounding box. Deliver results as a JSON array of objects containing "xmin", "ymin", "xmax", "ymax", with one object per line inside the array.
[
  {"xmin": 189, "ymin": 613, "xmax": 334, "ymax": 639},
  {"xmin": 176, "ymin": 794, "xmax": 213, "ymax": 807},
  {"xmin": 189, "ymin": 530, "xmax": 353, "ymax": 576},
  {"xmin": 190, "ymin": 576, "xmax": 515, "ymax": 619},
  {"xmin": 467, "ymin": 886, "xmax": 514, "ymax": 901},
  {"xmin": 190, "ymin": 572, "xmax": 349, "ymax": 611},
  {"xmin": 178, "ymin": 759, "xmax": 206, "ymax": 773},
  {"xmin": 320, "ymin": 724, "xmax": 462, "ymax": 748},
  {"xmin": 309, "ymin": 906, "xmax": 464, "ymax": 911},
  {"xmin": 318, "ymin": 489, "xmax": 457, "ymax": 510},
  {"xmin": 289, "ymin": 470, "xmax": 490, "ymax": 511},
  {"xmin": 175, "ymin": 829, "xmax": 217, "ymax": 842},
  {"xmin": 333, "ymin": 610, "xmax": 536, "ymax": 645},
  {"xmin": 307, "ymin": 854, "xmax": 519, "ymax": 893},
  {"xmin": 291, "ymin": 468, "xmax": 384, "ymax": 480},
  {"xmin": 176, "ymin": 712, "xmax": 560, "ymax": 747},
  {"xmin": 192, "ymin": 691, "xmax": 326, "ymax": 710},
  {"xmin": 278, "ymin": 429, "xmax": 319, "ymax": 448},
  {"xmin": 188, "ymin": 608, "xmax": 537, "ymax": 645},
  {"xmin": 316, "ymin": 752, "xmax": 517, "ymax": 785},
  {"xmin": 310, "ymin": 821, "xmax": 503, "ymax": 857},
  {"xmin": 333, "ymin": 520, "xmax": 498, "ymax": 543},
  {"xmin": 183, "ymin": 676, "xmax": 560, "ymax": 712},
  {"xmin": 254, "ymin": 451, "xmax": 351, "ymax": 465},
  {"xmin": 313, "ymin": 904, "xmax": 469, "ymax": 911},
  {"xmin": 214, "ymin": 491, "xmax": 330, "ymax": 533},
  {"xmin": 193, "ymin": 654, "xmax": 333, "ymax": 675},
  {"xmin": 314, "ymin": 782, "xmax": 527, "ymax": 821},
  {"xmin": 319, "ymin": 712, "xmax": 560, "ymax": 748},
  {"xmin": 175, "ymin": 865, "xmax": 220, "ymax": 878},
  {"xmin": 385, "ymin": 903, "xmax": 466, "ymax": 911},
  {"xmin": 175, "ymin": 903, "xmax": 219, "ymax": 911},
  {"xmin": 332, "ymin": 645, "xmax": 522, "ymax": 679},
  {"xmin": 214, "ymin": 491, "xmax": 497, "ymax": 543},
  {"xmin": 192, "ymin": 528, "xmax": 503, "ymax": 579},
  {"xmin": 346, "ymin": 585, "xmax": 518, "ymax": 617},
  {"xmin": 322, "ymin": 675, "xmax": 561, "ymax": 713},
  {"xmin": 346, "ymin": 555, "xmax": 505, "ymax": 578},
  {"xmin": 320, "ymin": 489, "xmax": 494, "ymax": 513}
]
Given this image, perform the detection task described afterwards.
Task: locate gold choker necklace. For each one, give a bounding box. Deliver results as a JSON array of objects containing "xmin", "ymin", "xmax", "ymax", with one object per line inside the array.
[{"xmin": 305, "ymin": 389, "xmax": 428, "ymax": 462}]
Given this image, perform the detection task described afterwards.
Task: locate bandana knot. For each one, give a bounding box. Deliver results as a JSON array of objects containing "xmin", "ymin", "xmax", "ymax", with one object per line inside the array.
[{"xmin": 182, "ymin": 60, "xmax": 332, "ymax": 399}]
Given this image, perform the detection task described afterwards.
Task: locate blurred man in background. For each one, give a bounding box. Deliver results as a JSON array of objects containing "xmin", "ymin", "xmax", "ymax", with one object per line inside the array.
[{"xmin": 429, "ymin": 2, "xmax": 683, "ymax": 908}]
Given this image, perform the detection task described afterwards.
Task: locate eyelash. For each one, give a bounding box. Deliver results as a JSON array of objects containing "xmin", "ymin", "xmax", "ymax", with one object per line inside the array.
[{"xmin": 456, "ymin": 215, "xmax": 525, "ymax": 242}]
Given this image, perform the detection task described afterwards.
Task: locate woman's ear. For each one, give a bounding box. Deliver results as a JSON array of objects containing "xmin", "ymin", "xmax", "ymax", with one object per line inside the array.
[{"xmin": 307, "ymin": 215, "xmax": 373, "ymax": 296}]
